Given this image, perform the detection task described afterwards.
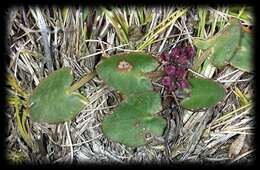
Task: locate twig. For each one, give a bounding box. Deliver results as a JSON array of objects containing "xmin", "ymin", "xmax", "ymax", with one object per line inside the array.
[
  {"xmin": 181, "ymin": 108, "xmax": 214, "ymax": 160},
  {"xmin": 60, "ymin": 134, "xmax": 102, "ymax": 147},
  {"xmin": 69, "ymin": 71, "xmax": 97, "ymax": 92},
  {"xmin": 163, "ymin": 91, "xmax": 184, "ymax": 162},
  {"xmin": 65, "ymin": 122, "xmax": 73, "ymax": 164},
  {"xmin": 188, "ymin": 68, "xmax": 208, "ymax": 79},
  {"xmin": 80, "ymin": 44, "xmax": 129, "ymax": 60},
  {"xmin": 230, "ymin": 149, "xmax": 254, "ymax": 163},
  {"xmin": 35, "ymin": 8, "xmax": 54, "ymax": 73},
  {"xmin": 217, "ymin": 69, "xmax": 240, "ymax": 81}
]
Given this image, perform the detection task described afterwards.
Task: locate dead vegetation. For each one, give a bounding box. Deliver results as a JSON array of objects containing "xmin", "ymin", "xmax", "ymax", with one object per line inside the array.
[{"xmin": 5, "ymin": 6, "xmax": 254, "ymax": 164}]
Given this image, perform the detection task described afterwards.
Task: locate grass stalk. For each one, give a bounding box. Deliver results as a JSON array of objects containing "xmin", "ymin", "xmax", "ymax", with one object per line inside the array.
[{"xmin": 69, "ymin": 71, "xmax": 97, "ymax": 92}]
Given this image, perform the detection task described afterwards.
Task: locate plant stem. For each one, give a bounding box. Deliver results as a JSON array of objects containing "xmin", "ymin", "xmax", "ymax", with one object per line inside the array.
[
  {"xmin": 193, "ymin": 6, "xmax": 208, "ymax": 72},
  {"xmin": 69, "ymin": 70, "xmax": 97, "ymax": 92},
  {"xmin": 137, "ymin": 8, "xmax": 188, "ymax": 50},
  {"xmin": 144, "ymin": 70, "xmax": 164, "ymax": 79},
  {"xmin": 192, "ymin": 48, "xmax": 212, "ymax": 71}
]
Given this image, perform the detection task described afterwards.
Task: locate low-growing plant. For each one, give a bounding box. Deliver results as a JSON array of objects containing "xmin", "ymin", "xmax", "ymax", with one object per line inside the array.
[
  {"xmin": 96, "ymin": 53, "xmax": 166, "ymax": 147},
  {"xmin": 160, "ymin": 45, "xmax": 226, "ymax": 110},
  {"xmin": 180, "ymin": 78, "xmax": 226, "ymax": 110},
  {"xmin": 28, "ymin": 50, "xmax": 226, "ymax": 147},
  {"xmin": 193, "ymin": 19, "xmax": 253, "ymax": 73},
  {"xmin": 29, "ymin": 68, "xmax": 95, "ymax": 123},
  {"xmin": 27, "ymin": 18, "xmax": 253, "ymax": 148}
]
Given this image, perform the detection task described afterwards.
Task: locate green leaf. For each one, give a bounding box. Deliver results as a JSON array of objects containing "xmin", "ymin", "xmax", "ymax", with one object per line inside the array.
[
  {"xmin": 82, "ymin": 7, "xmax": 88, "ymax": 21},
  {"xmin": 180, "ymin": 78, "xmax": 226, "ymax": 110},
  {"xmin": 193, "ymin": 38, "xmax": 214, "ymax": 50},
  {"xmin": 96, "ymin": 52, "xmax": 159, "ymax": 95},
  {"xmin": 230, "ymin": 31, "xmax": 253, "ymax": 73},
  {"xmin": 102, "ymin": 8, "xmax": 129, "ymax": 44},
  {"xmin": 210, "ymin": 20, "xmax": 241, "ymax": 67},
  {"xmin": 193, "ymin": 19, "xmax": 242, "ymax": 68},
  {"xmin": 102, "ymin": 91, "xmax": 166, "ymax": 147},
  {"xmin": 29, "ymin": 68, "xmax": 87, "ymax": 123},
  {"xmin": 97, "ymin": 52, "xmax": 166, "ymax": 147}
]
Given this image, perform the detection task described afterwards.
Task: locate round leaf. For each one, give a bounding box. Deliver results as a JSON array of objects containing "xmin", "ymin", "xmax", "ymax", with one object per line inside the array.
[
  {"xmin": 210, "ymin": 20, "xmax": 242, "ymax": 67},
  {"xmin": 230, "ymin": 31, "xmax": 253, "ymax": 73},
  {"xmin": 96, "ymin": 52, "xmax": 159, "ymax": 95},
  {"xmin": 180, "ymin": 78, "xmax": 226, "ymax": 110},
  {"xmin": 29, "ymin": 68, "xmax": 87, "ymax": 123},
  {"xmin": 194, "ymin": 19, "xmax": 242, "ymax": 68},
  {"xmin": 102, "ymin": 91, "xmax": 166, "ymax": 147}
]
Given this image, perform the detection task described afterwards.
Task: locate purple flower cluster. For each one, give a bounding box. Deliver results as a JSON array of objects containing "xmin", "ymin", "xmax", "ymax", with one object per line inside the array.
[{"xmin": 160, "ymin": 46, "xmax": 195, "ymax": 91}]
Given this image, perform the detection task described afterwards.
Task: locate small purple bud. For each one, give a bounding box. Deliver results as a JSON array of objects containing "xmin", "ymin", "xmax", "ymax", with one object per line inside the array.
[
  {"xmin": 175, "ymin": 67, "xmax": 187, "ymax": 78},
  {"xmin": 161, "ymin": 52, "xmax": 170, "ymax": 61},
  {"xmin": 161, "ymin": 76, "xmax": 175, "ymax": 91},
  {"xmin": 175, "ymin": 55, "xmax": 188, "ymax": 65},
  {"xmin": 186, "ymin": 46, "xmax": 195, "ymax": 59},
  {"xmin": 164, "ymin": 65, "xmax": 176, "ymax": 76},
  {"xmin": 181, "ymin": 48, "xmax": 187, "ymax": 55},
  {"xmin": 178, "ymin": 79, "xmax": 190, "ymax": 89},
  {"xmin": 161, "ymin": 76, "xmax": 172, "ymax": 86},
  {"xmin": 171, "ymin": 47, "xmax": 181, "ymax": 57}
]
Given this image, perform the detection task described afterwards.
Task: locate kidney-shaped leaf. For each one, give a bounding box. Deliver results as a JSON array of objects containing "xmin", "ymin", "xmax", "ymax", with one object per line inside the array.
[
  {"xmin": 230, "ymin": 31, "xmax": 253, "ymax": 73},
  {"xmin": 102, "ymin": 91, "xmax": 166, "ymax": 147},
  {"xmin": 29, "ymin": 68, "xmax": 87, "ymax": 123},
  {"xmin": 194, "ymin": 19, "xmax": 241, "ymax": 68},
  {"xmin": 96, "ymin": 52, "xmax": 159, "ymax": 95},
  {"xmin": 180, "ymin": 78, "xmax": 226, "ymax": 110}
]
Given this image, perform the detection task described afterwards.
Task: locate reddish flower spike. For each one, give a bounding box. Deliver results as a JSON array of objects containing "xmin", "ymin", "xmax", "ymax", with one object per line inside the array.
[
  {"xmin": 171, "ymin": 47, "xmax": 181, "ymax": 57},
  {"xmin": 186, "ymin": 46, "xmax": 195, "ymax": 59},
  {"xmin": 175, "ymin": 55, "xmax": 188, "ymax": 65},
  {"xmin": 161, "ymin": 76, "xmax": 175, "ymax": 91},
  {"xmin": 178, "ymin": 79, "xmax": 190, "ymax": 89},
  {"xmin": 164, "ymin": 65, "xmax": 176, "ymax": 76},
  {"xmin": 175, "ymin": 67, "xmax": 187, "ymax": 78},
  {"xmin": 161, "ymin": 52, "xmax": 170, "ymax": 61}
]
